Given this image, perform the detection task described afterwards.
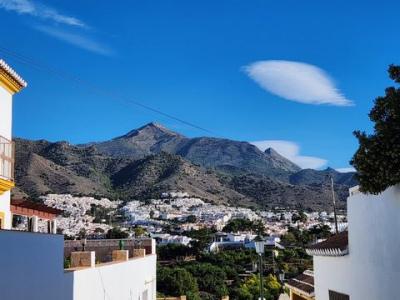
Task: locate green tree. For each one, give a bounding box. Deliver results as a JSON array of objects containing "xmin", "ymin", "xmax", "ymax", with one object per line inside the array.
[
  {"xmin": 236, "ymin": 274, "xmax": 281, "ymax": 300},
  {"xmin": 185, "ymin": 228, "xmax": 216, "ymax": 255},
  {"xmin": 223, "ymin": 218, "xmax": 264, "ymax": 234},
  {"xmin": 157, "ymin": 266, "xmax": 200, "ymax": 300},
  {"xmin": 351, "ymin": 65, "xmax": 400, "ymax": 193},
  {"xmin": 133, "ymin": 226, "xmax": 146, "ymax": 237},
  {"xmin": 291, "ymin": 211, "xmax": 307, "ymax": 223},
  {"xmin": 157, "ymin": 244, "xmax": 193, "ymax": 260},
  {"xmin": 184, "ymin": 263, "xmax": 228, "ymax": 298},
  {"xmin": 106, "ymin": 227, "xmax": 129, "ymax": 239}
]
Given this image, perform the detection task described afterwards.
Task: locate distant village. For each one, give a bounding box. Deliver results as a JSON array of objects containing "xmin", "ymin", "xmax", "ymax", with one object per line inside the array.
[{"xmin": 36, "ymin": 191, "xmax": 348, "ymax": 250}]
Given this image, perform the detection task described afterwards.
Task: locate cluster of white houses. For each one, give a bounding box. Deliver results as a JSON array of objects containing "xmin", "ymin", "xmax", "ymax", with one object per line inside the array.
[{"xmin": 0, "ymin": 60, "xmax": 156, "ymax": 300}]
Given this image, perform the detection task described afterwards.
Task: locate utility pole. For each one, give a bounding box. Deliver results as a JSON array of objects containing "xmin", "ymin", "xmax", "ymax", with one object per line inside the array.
[
  {"xmin": 272, "ymin": 249, "xmax": 276, "ymax": 275},
  {"xmin": 330, "ymin": 176, "xmax": 339, "ymax": 234},
  {"xmin": 259, "ymin": 253, "xmax": 264, "ymax": 300}
]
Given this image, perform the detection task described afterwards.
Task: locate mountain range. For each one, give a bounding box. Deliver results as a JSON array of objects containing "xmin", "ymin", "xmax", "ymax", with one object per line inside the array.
[{"xmin": 13, "ymin": 122, "xmax": 357, "ymax": 211}]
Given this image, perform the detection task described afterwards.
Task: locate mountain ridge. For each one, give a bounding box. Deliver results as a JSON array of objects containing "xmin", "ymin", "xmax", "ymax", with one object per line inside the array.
[{"xmin": 13, "ymin": 123, "xmax": 357, "ymax": 211}]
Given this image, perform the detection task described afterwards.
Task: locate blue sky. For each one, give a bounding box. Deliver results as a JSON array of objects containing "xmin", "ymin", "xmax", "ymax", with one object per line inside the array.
[{"xmin": 0, "ymin": 0, "xmax": 399, "ymax": 171}]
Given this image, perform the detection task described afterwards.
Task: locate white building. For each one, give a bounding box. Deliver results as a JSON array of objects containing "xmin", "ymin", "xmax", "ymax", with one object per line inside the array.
[
  {"xmin": 307, "ymin": 185, "xmax": 400, "ymax": 300},
  {"xmin": 0, "ymin": 59, "xmax": 157, "ymax": 300},
  {"xmin": 0, "ymin": 59, "xmax": 26, "ymax": 229},
  {"xmin": 152, "ymin": 233, "xmax": 193, "ymax": 246}
]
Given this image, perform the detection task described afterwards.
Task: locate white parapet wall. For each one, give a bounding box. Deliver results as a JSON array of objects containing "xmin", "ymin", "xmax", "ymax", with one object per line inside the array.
[
  {"xmin": 0, "ymin": 230, "xmax": 73, "ymax": 300},
  {"xmin": 70, "ymin": 254, "xmax": 156, "ymax": 300},
  {"xmin": 314, "ymin": 184, "xmax": 400, "ymax": 300},
  {"xmin": 0, "ymin": 230, "xmax": 157, "ymax": 300}
]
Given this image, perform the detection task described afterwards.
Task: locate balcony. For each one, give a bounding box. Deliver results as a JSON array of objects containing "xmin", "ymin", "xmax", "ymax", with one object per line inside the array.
[{"xmin": 0, "ymin": 135, "xmax": 14, "ymax": 194}]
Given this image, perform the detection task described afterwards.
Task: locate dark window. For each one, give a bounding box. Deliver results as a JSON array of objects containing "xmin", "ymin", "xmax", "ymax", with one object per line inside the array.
[{"xmin": 329, "ymin": 290, "xmax": 350, "ymax": 300}]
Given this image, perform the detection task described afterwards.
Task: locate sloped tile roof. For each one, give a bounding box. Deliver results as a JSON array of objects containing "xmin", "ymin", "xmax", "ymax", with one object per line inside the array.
[{"xmin": 306, "ymin": 231, "xmax": 349, "ymax": 256}]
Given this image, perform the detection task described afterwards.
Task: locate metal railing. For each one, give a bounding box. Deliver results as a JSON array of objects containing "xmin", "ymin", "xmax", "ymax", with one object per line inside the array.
[{"xmin": 0, "ymin": 135, "xmax": 14, "ymax": 181}]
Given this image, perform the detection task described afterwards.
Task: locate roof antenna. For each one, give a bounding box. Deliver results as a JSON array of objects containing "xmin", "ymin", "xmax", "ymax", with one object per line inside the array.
[{"xmin": 330, "ymin": 175, "xmax": 339, "ymax": 234}]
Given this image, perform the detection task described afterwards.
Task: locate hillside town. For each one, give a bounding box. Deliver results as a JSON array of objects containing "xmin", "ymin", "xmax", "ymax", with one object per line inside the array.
[
  {"xmin": 1, "ymin": 2, "xmax": 400, "ymax": 300},
  {"xmin": 40, "ymin": 192, "xmax": 347, "ymax": 243}
]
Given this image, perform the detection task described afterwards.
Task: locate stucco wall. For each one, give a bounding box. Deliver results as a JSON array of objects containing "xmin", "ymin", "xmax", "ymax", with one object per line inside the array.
[
  {"xmin": 0, "ymin": 191, "xmax": 11, "ymax": 228},
  {"xmin": 0, "ymin": 231, "xmax": 157, "ymax": 300},
  {"xmin": 314, "ymin": 185, "xmax": 400, "ymax": 300},
  {"xmin": 0, "ymin": 85, "xmax": 12, "ymax": 229},
  {"xmin": 0, "ymin": 85, "xmax": 12, "ymax": 140},
  {"xmin": 0, "ymin": 230, "xmax": 73, "ymax": 300},
  {"xmin": 71, "ymin": 254, "xmax": 157, "ymax": 300}
]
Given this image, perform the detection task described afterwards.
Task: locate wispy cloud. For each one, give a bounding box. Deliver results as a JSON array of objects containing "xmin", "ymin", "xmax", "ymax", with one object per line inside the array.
[
  {"xmin": 336, "ymin": 167, "xmax": 356, "ymax": 173},
  {"xmin": 244, "ymin": 60, "xmax": 353, "ymax": 106},
  {"xmin": 0, "ymin": 0, "xmax": 114, "ymax": 56},
  {"xmin": 0, "ymin": 0, "xmax": 86, "ymax": 27},
  {"xmin": 251, "ymin": 140, "xmax": 328, "ymax": 169},
  {"xmin": 34, "ymin": 25, "xmax": 113, "ymax": 56}
]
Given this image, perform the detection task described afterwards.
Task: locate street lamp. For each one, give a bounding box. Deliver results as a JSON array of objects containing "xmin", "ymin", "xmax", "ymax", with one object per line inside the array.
[
  {"xmin": 279, "ymin": 271, "xmax": 285, "ymax": 283},
  {"xmin": 254, "ymin": 236, "xmax": 265, "ymax": 300}
]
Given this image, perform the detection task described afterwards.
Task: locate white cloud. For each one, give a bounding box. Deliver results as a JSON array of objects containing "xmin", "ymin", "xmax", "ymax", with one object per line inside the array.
[
  {"xmin": 244, "ymin": 60, "xmax": 353, "ymax": 106},
  {"xmin": 336, "ymin": 167, "xmax": 356, "ymax": 173},
  {"xmin": 0, "ymin": 0, "xmax": 113, "ymax": 56},
  {"xmin": 34, "ymin": 25, "xmax": 113, "ymax": 56},
  {"xmin": 251, "ymin": 140, "xmax": 328, "ymax": 169},
  {"xmin": 0, "ymin": 0, "xmax": 86, "ymax": 27}
]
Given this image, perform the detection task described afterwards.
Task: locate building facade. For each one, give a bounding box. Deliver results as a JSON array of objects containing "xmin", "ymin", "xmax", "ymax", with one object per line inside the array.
[
  {"xmin": 0, "ymin": 59, "xmax": 27, "ymax": 229},
  {"xmin": 307, "ymin": 185, "xmax": 400, "ymax": 300}
]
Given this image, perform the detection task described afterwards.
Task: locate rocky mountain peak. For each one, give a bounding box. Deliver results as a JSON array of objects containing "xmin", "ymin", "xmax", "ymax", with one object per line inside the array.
[
  {"xmin": 121, "ymin": 122, "xmax": 183, "ymax": 139},
  {"xmin": 264, "ymin": 147, "xmax": 280, "ymax": 156}
]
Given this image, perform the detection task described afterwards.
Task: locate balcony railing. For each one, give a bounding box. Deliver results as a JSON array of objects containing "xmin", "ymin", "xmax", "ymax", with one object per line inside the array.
[{"xmin": 0, "ymin": 136, "xmax": 14, "ymax": 181}]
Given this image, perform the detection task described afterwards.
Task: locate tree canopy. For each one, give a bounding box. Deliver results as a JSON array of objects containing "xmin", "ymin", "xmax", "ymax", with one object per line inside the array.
[
  {"xmin": 157, "ymin": 266, "xmax": 200, "ymax": 300},
  {"xmin": 222, "ymin": 218, "xmax": 265, "ymax": 234},
  {"xmin": 351, "ymin": 65, "xmax": 400, "ymax": 193},
  {"xmin": 235, "ymin": 274, "xmax": 281, "ymax": 300}
]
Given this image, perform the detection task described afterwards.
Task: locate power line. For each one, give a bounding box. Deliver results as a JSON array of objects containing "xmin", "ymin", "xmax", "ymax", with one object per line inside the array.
[{"xmin": 0, "ymin": 45, "xmax": 216, "ymax": 135}]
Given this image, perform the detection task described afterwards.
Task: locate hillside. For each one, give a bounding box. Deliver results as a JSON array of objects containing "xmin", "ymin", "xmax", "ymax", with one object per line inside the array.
[{"xmin": 13, "ymin": 123, "xmax": 357, "ymax": 211}]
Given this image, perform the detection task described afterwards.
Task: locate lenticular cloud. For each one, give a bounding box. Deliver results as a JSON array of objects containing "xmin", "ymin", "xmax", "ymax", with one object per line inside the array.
[{"xmin": 244, "ymin": 60, "xmax": 353, "ymax": 106}]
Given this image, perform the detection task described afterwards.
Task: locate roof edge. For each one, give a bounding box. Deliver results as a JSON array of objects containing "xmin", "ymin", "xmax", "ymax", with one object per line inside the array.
[{"xmin": 0, "ymin": 59, "xmax": 27, "ymax": 94}]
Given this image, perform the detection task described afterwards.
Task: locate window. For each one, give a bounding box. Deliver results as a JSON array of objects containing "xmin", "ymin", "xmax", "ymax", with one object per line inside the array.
[{"xmin": 329, "ymin": 290, "xmax": 350, "ymax": 300}]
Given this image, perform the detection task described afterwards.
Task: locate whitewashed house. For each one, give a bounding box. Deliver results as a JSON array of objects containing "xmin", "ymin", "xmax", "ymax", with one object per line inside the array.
[
  {"xmin": 307, "ymin": 185, "xmax": 400, "ymax": 300},
  {"xmin": 0, "ymin": 59, "xmax": 157, "ymax": 300}
]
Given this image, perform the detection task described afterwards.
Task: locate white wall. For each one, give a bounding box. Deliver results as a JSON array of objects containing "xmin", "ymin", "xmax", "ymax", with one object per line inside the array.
[
  {"xmin": 71, "ymin": 254, "xmax": 157, "ymax": 300},
  {"xmin": 0, "ymin": 230, "xmax": 73, "ymax": 300},
  {"xmin": 0, "ymin": 191, "xmax": 12, "ymax": 228},
  {"xmin": 0, "ymin": 230, "xmax": 157, "ymax": 300},
  {"xmin": 314, "ymin": 185, "xmax": 400, "ymax": 300},
  {"xmin": 0, "ymin": 85, "xmax": 12, "ymax": 139},
  {"xmin": 0, "ymin": 85, "xmax": 13, "ymax": 229}
]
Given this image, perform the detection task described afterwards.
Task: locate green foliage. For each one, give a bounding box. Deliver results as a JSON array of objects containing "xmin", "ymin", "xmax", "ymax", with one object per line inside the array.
[
  {"xmin": 133, "ymin": 226, "xmax": 146, "ymax": 237},
  {"xmin": 199, "ymin": 248, "xmax": 258, "ymax": 275},
  {"xmin": 157, "ymin": 244, "xmax": 194, "ymax": 260},
  {"xmin": 281, "ymin": 225, "xmax": 331, "ymax": 247},
  {"xmin": 291, "ymin": 211, "xmax": 307, "ymax": 223},
  {"xmin": 185, "ymin": 228, "xmax": 216, "ymax": 255},
  {"xmin": 184, "ymin": 263, "xmax": 228, "ymax": 298},
  {"xmin": 235, "ymin": 274, "xmax": 281, "ymax": 300},
  {"xmin": 222, "ymin": 218, "xmax": 265, "ymax": 234},
  {"xmin": 351, "ymin": 65, "xmax": 400, "ymax": 193},
  {"xmin": 157, "ymin": 266, "xmax": 200, "ymax": 300},
  {"xmin": 106, "ymin": 227, "xmax": 129, "ymax": 239}
]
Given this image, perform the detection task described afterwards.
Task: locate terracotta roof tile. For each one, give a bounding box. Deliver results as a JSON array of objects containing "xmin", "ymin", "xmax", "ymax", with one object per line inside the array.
[
  {"xmin": 285, "ymin": 271, "xmax": 314, "ymax": 297},
  {"xmin": 11, "ymin": 199, "xmax": 63, "ymax": 215},
  {"xmin": 306, "ymin": 231, "xmax": 348, "ymax": 256}
]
